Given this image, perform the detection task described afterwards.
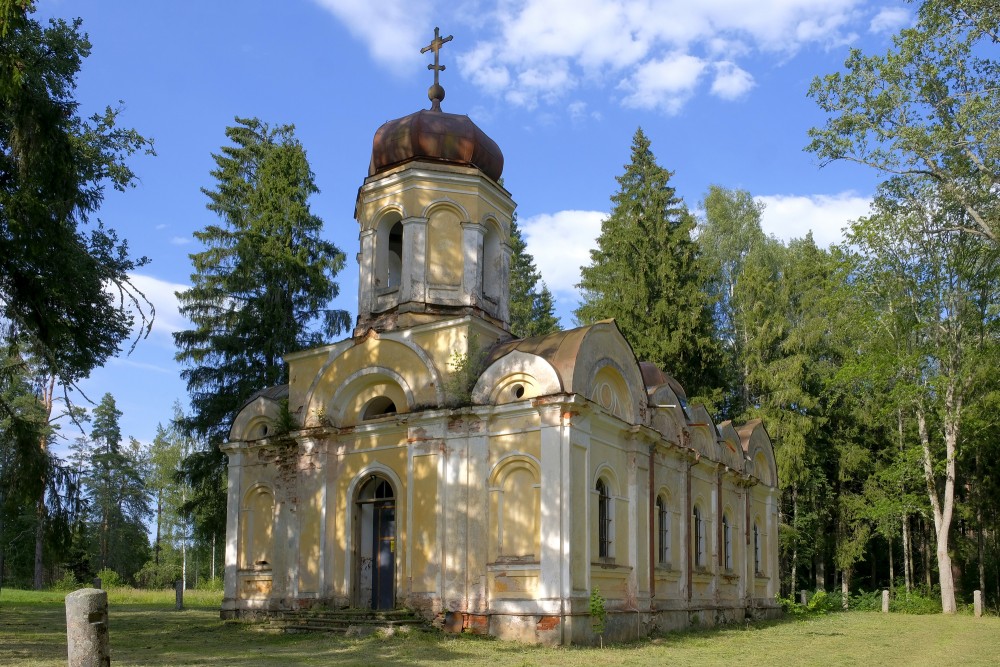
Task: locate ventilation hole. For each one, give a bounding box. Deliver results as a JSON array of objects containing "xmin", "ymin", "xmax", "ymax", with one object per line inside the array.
[
  {"xmin": 258, "ymin": 424, "xmax": 269, "ymax": 438},
  {"xmin": 511, "ymin": 384, "xmax": 525, "ymax": 399}
]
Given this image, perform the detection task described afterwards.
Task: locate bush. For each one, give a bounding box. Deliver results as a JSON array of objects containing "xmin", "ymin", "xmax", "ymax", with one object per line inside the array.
[
  {"xmin": 807, "ymin": 590, "xmax": 835, "ymax": 614},
  {"xmin": 198, "ymin": 576, "xmax": 224, "ymax": 592},
  {"xmin": 134, "ymin": 560, "xmax": 182, "ymax": 589},
  {"xmin": 50, "ymin": 571, "xmax": 80, "ymax": 592},
  {"xmin": 94, "ymin": 568, "xmax": 123, "ymax": 589}
]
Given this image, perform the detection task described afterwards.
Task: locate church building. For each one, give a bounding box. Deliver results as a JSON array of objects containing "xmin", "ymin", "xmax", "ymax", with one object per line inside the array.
[{"xmin": 220, "ymin": 29, "xmax": 780, "ymax": 644}]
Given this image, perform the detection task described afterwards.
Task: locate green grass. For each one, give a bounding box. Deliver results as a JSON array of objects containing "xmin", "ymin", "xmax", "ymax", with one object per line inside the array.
[{"xmin": 1, "ymin": 589, "xmax": 998, "ymax": 666}]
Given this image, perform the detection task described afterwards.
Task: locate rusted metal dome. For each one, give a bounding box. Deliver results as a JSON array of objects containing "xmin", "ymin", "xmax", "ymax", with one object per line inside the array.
[{"xmin": 368, "ymin": 109, "xmax": 504, "ymax": 182}]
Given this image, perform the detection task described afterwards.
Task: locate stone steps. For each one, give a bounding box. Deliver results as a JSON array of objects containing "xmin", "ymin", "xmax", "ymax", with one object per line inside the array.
[{"xmin": 267, "ymin": 608, "xmax": 430, "ymax": 636}]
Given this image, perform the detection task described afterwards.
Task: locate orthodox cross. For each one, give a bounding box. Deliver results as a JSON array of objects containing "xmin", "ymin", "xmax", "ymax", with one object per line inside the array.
[{"xmin": 421, "ymin": 27, "xmax": 453, "ymax": 110}]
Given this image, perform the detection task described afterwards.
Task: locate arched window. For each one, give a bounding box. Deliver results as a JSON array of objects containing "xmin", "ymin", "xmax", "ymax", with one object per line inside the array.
[
  {"xmin": 753, "ymin": 522, "xmax": 762, "ymax": 575},
  {"xmin": 482, "ymin": 222, "xmax": 501, "ymax": 303},
  {"xmin": 693, "ymin": 505, "xmax": 705, "ymax": 568},
  {"xmin": 362, "ymin": 396, "xmax": 397, "ymax": 420},
  {"xmin": 723, "ymin": 513, "xmax": 733, "ymax": 571},
  {"xmin": 597, "ymin": 479, "xmax": 611, "ymax": 559},
  {"xmin": 656, "ymin": 495, "xmax": 670, "ymax": 566},
  {"xmin": 386, "ymin": 221, "xmax": 402, "ymax": 288},
  {"xmin": 374, "ymin": 213, "xmax": 403, "ymax": 291}
]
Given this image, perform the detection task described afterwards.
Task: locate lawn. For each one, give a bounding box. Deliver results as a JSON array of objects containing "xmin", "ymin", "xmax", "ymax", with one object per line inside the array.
[{"xmin": 1, "ymin": 588, "xmax": 997, "ymax": 666}]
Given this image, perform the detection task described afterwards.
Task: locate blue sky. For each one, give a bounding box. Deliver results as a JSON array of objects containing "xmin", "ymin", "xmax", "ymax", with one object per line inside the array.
[{"xmin": 34, "ymin": 0, "xmax": 910, "ymax": 448}]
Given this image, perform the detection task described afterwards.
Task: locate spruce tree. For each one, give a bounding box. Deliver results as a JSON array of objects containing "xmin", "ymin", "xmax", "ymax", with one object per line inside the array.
[
  {"xmin": 508, "ymin": 216, "xmax": 560, "ymax": 338},
  {"xmin": 173, "ymin": 117, "xmax": 350, "ymax": 540},
  {"xmin": 576, "ymin": 128, "xmax": 721, "ymax": 402}
]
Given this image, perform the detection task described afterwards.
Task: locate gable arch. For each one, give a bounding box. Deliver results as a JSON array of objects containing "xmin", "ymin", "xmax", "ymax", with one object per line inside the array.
[
  {"xmin": 303, "ymin": 336, "xmax": 443, "ymax": 425},
  {"xmin": 472, "ymin": 350, "xmax": 562, "ymax": 405},
  {"xmin": 328, "ymin": 367, "xmax": 413, "ymax": 427},
  {"xmin": 230, "ymin": 392, "xmax": 285, "ymax": 442},
  {"xmin": 589, "ymin": 361, "xmax": 635, "ymax": 423}
]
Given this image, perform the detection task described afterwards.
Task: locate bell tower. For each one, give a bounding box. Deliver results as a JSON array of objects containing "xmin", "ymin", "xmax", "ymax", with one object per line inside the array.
[{"xmin": 353, "ymin": 29, "xmax": 515, "ymax": 336}]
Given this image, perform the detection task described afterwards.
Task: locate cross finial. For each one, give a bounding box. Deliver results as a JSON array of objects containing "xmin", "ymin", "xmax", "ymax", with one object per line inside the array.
[{"xmin": 421, "ymin": 27, "xmax": 453, "ymax": 111}]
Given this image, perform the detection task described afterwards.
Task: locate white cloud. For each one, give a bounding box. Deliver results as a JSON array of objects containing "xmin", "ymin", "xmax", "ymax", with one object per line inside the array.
[
  {"xmin": 454, "ymin": 0, "xmax": 864, "ymax": 113},
  {"xmin": 311, "ymin": 0, "xmax": 432, "ymax": 70},
  {"xmin": 519, "ymin": 210, "xmax": 606, "ymax": 298},
  {"xmin": 621, "ymin": 53, "xmax": 706, "ymax": 113},
  {"xmin": 710, "ymin": 61, "xmax": 755, "ymax": 100},
  {"xmin": 869, "ymin": 7, "xmax": 909, "ymax": 34},
  {"xmin": 314, "ymin": 0, "xmax": 873, "ymax": 114},
  {"xmin": 757, "ymin": 192, "xmax": 871, "ymax": 247},
  {"xmin": 170, "ymin": 236, "xmax": 191, "ymax": 245},
  {"xmin": 127, "ymin": 273, "xmax": 189, "ymax": 345}
]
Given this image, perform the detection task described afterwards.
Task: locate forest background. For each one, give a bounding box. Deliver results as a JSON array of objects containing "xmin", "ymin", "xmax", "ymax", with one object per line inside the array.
[{"xmin": 1, "ymin": 0, "xmax": 998, "ymax": 618}]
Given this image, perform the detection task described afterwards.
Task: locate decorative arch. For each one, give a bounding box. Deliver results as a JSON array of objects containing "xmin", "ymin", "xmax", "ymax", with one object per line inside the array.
[
  {"xmin": 229, "ymin": 392, "xmax": 285, "ymax": 442},
  {"xmin": 328, "ymin": 367, "xmax": 413, "ymax": 427},
  {"xmin": 471, "ymin": 350, "xmax": 562, "ymax": 405},
  {"xmin": 589, "ymin": 361, "xmax": 634, "ymax": 423},
  {"xmin": 302, "ymin": 334, "xmax": 445, "ymax": 426},
  {"xmin": 240, "ymin": 485, "xmax": 275, "ymax": 570},
  {"xmin": 488, "ymin": 454, "xmax": 541, "ymax": 562}
]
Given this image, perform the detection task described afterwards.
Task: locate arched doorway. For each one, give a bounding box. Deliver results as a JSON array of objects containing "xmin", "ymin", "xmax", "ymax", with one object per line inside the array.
[{"xmin": 355, "ymin": 475, "xmax": 396, "ymax": 609}]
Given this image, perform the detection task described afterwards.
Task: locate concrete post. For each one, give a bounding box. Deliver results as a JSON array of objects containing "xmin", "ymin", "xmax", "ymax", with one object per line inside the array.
[
  {"xmin": 974, "ymin": 590, "xmax": 983, "ymax": 618},
  {"xmin": 881, "ymin": 589, "xmax": 890, "ymax": 613},
  {"xmin": 65, "ymin": 588, "xmax": 110, "ymax": 667},
  {"xmin": 91, "ymin": 577, "xmax": 101, "ymax": 590},
  {"xmin": 799, "ymin": 590, "xmax": 807, "ymax": 605},
  {"xmin": 175, "ymin": 580, "xmax": 184, "ymax": 610}
]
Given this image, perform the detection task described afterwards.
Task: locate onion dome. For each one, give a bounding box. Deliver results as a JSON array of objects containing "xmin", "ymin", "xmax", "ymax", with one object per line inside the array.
[
  {"xmin": 369, "ymin": 110, "xmax": 504, "ymax": 182},
  {"xmin": 368, "ymin": 26, "xmax": 504, "ymax": 182}
]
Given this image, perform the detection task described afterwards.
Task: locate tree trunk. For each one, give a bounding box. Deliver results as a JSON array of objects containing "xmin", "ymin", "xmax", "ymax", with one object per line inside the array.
[
  {"xmin": 841, "ymin": 567, "xmax": 850, "ymax": 609},
  {"xmin": 790, "ymin": 486, "xmax": 798, "ymax": 596},
  {"xmin": 155, "ymin": 488, "xmax": 163, "ymax": 566},
  {"xmin": 902, "ymin": 515, "xmax": 913, "ymax": 594},
  {"xmin": 33, "ymin": 493, "xmax": 45, "ymax": 590},
  {"xmin": 917, "ymin": 402, "xmax": 958, "ymax": 613},
  {"xmin": 211, "ymin": 533, "xmax": 216, "ymax": 581},
  {"xmin": 888, "ymin": 535, "xmax": 895, "ymax": 590},
  {"xmin": 898, "ymin": 409, "xmax": 912, "ymax": 593},
  {"xmin": 33, "ymin": 375, "xmax": 55, "ymax": 590}
]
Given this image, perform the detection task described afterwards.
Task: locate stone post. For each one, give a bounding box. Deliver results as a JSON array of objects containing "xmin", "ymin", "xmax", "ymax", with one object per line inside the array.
[
  {"xmin": 881, "ymin": 589, "xmax": 890, "ymax": 613},
  {"xmin": 65, "ymin": 588, "xmax": 110, "ymax": 667},
  {"xmin": 974, "ymin": 590, "xmax": 983, "ymax": 618},
  {"xmin": 175, "ymin": 580, "xmax": 184, "ymax": 610},
  {"xmin": 799, "ymin": 590, "xmax": 807, "ymax": 605}
]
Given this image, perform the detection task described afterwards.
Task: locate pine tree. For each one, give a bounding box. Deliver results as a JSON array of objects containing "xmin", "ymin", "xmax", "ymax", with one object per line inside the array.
[
  {"xmin": 173, "ymin": 117, "xmax": 351, "ymax": 540},
  {"xmin": 575, "ymin": 128, "xmax": 721, "ymax": 402},
  {"xmin": 83, "ymin": 393, "xmax": 150, "ymax": 577},
  {"xmin": 508, "ymin": 216, "xmax": 560, "ymax": 338}
]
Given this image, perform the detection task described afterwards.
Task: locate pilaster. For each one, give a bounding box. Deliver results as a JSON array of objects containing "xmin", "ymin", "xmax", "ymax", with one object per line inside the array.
[
  {"xmin": 461, "ymin": 220, "xmax": 485, "ymax": 307},
  {"xmin": 401, "ymin": 216, "xmax": 428, "ymax": 304}
]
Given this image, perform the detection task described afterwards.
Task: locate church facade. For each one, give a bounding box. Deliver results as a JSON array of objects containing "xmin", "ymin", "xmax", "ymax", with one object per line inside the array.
[{"xmin": 220, "ymin": 39, "xmax": 780, "ymax": 644}]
